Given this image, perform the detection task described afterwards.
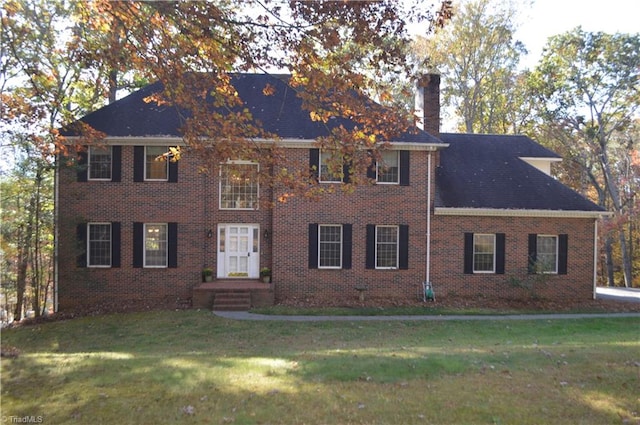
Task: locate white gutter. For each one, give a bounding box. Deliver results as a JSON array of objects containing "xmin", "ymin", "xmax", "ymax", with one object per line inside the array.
[
  {"xmin": 426, "ymin": 151, "xmax": 432, "ymax": 286},
  {"xmin": 435, "ymin": 207, "xmax": 611, "ymax": 219},
  {"xmin": 62, "ymin": 136, "xmax": 448, "ymax": 151}
]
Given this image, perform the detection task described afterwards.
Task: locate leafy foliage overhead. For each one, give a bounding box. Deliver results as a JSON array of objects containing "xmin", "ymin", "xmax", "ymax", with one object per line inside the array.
[{"xmin": 61, "ymin": 0, "xmax": 452, "ymax": 194}]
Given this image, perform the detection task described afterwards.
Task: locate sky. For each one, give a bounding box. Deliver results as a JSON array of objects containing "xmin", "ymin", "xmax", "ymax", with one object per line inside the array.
[{"xmin": 512, "ymin": 0, "xmax": 639, "ymax": 68}]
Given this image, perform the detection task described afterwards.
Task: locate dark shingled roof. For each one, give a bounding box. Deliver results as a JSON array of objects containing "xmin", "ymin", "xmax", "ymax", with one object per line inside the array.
[
  {"xmin": 62, "ymin": 73, "xmax": 443, "ymax": 144},
  {"xmin": 436, "ymin": 133, "xmax": 604, "ymax": 212}
]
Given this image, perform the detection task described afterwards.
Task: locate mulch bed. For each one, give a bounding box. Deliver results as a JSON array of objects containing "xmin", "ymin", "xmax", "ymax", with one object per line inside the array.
[
  {"xmin": 277, "ymin": 295, "xmax": 640, "ymax": 313},
  {"xmin": 5, "ymin": 294, "xmax": 638, "ymax": 330}
]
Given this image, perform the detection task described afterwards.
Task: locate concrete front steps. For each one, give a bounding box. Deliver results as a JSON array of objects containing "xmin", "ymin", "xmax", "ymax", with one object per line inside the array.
[
  {"xmin": 213, "ymin": 290, "xmax": 251, "ymax": 311},
  {"xmin": 192, "ymin": 280, "xmax": 274, "ymax": 311}
]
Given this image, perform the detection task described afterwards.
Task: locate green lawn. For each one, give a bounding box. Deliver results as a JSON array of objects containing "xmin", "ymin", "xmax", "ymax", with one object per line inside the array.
[{"xmin": 2, "ymin": 310, "xmax": 639, "ymax": 424}]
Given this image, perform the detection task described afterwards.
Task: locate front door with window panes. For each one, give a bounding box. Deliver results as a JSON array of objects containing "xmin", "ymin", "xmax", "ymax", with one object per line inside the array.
[{"xmin": 217, "ymin": 225, "xmax": 259, "ymax": 278}]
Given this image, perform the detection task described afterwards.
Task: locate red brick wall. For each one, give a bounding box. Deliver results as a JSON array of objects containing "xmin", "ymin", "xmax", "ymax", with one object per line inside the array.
[
  {"xmin": 57, "ymin": 144, "xmax": 596, "ymax": 311},
  {"xmin": 57, "ymin": 146, "xmax": 207, "ymax": 310},
  {"xmin": 271, "ymin": 148, "xmax": 432, "ymax": 305},
  {"xmin": 430, "ymin": 215, "xmax": 597, "ymax": 301}
]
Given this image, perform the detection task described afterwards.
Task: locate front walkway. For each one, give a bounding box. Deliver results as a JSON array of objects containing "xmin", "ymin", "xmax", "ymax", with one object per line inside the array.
[{"xmin": 213, "ymin": 311, "xmax": 640, "ymax": 321}]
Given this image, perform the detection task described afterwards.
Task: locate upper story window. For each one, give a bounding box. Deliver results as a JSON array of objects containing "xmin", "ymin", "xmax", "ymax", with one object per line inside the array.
[
  {"xmin": 473, "ymin": 234, "xmax": 496, "ymax": 273},
  {"xmin": 88, "ymin": 146, "xmax": 112, "ymax": 180},
  {"xmin": 319, "ymin": 151, "xmax": 343, "ymax": 183},
  {"xmin": 145, "ymin": 146, "xmax": 169, "ymax": 181},
  {"xmin": 368, "ymin": 150, "xmax": 409, "ymax": 186},
  {"xmin": 220, "ymin": 162, "xmax": 259, "ymax": 210},
  {"xmin": 87, "ymin": 223, "xmax": 111, "ymax": 267},
  {"xmin": 144, "ymin": 223, "xmax": 167, "ymax": 267},
  {"xmin": 377, "ymin": 150, "xmax": 399, "ymax": 184}
]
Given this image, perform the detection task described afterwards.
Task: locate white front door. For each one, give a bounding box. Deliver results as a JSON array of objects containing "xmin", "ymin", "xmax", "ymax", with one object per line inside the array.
[{"xmin": 217, "ymin": 224, "xmax": 260, "ymax": 278}]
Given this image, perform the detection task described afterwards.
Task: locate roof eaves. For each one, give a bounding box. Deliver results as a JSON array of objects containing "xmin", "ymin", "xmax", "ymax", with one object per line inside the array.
[{"xmin": 434, "ymin": 207, "xmax": 611, "ymax": 218}]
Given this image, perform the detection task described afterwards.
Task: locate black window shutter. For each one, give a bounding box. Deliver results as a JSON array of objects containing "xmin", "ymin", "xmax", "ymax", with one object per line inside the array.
[
  {"xmin": 367, "ymin": 151, "xmax": 376, "ymax": 180},
  {"xmin": 133, "ymin": 222, "xmax": 143, "ymax": 267},
  {"xmin": 168, "ymin": 222, "xmax": 178, "ymax": 268},
  {"xmin": 399, "ymin": 151, "xmax": 410, "ymax": 186},
  {"xmin": 308, "ymin": 223, "xmax": 318, "ymax": 269},
  {"xmin": 76, "ymin": 223, "xmax": 87, "ymax": 267},
  {"xmin": 112, "ymin": 146, "xmax": 122, "ymax": 182},
  {"xmin": 463, "ymin": 232, "xmax": 474, "ymax": 274},
  {"xmin": 168, "ymin": 157, "xmax": 178, "ymax": 183},
  {"xmin": 365, "ymin": 224, "xmax": 376, "ymax": 269},
  {"xmin": 558, "ymin": 234, "xmax": 568, "ymax": 275},
  {"xmin": 342, "ymin": 161, "xmax": 351, "ymax": 184},
  {"xmin": 133, "ymin": 146, "xmax": 144, "ymax": 182},
  {"xmin": 399, "ymin": 224, "xmax": 409, "ymax": 270},
  {"xmin": 309, "ymin": 149, "xmax": 319, "ymax": 181},
  {"xmin": 342, "ymin": 224, "xmax": 352, "ymax": 269},
  {"xmin": 111, "ymin": 222, "xmax": 121, "ymax": 268},
  {"xmin": 77, "ymin": 149, "xmax": 88, "ymax": 182},
  {"xmin": 528, "ymin": 234, "xmax": 537, "ymax": 274},
  {"xmin": 496, "ymin": 233, "xmax": 506, "ymax": 275}
]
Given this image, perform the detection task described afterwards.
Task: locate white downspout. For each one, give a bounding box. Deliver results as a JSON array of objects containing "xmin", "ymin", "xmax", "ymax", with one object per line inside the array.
[
  {"xmin": 53, "ymin": 156, "xmax": 60, "ymax": 312},
  {"xmin": 593, "ymin": 219, "xmax": 598, "ymax": 300},
  {"xmin": 426, "ymin": 150, "xmax": 432, "ymax": 286}
]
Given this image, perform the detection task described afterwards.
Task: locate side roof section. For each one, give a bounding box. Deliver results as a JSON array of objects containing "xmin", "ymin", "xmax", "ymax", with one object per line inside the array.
[{"xmin": 436, "ymin": 133, "xmax": 604, "ymax": 212}]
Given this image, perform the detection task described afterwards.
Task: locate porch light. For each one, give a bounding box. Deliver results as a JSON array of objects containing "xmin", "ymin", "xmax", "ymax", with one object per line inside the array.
[
  {"xmin": 207, "ymin": 229, "xmax": 213, "ymax": 238},
  {"xmin": 263, "ymin": 229, "xmax": 270, "ymax": 240}
]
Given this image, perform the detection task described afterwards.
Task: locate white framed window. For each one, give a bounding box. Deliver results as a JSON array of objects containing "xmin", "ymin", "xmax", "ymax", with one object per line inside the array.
[
  {"xmin": 376, "ymin": 225, "xmax": 398, "ymax": 269},
  {"xmin": 144, "ymin": 223, "xmax": 167, "ymax": 267},
  {"xmin": 319, "ymin": 225, "xmax": 342, "ymax": 268},
  {"xmin": 537, "ymin": 235, "xmax": 558, "ymax": 273},
  {"xmin": 377, "ymin": 150, "xmax": 399, "ymax": 184},
  {"xmin": 145, "ymin": 146, "xmax": 169, "ymax": 181},
  {"xmin": 473, "ymin": 234, "xmax": 496, "ymax": 273},
  {"xmin": 219, "ymin": 161, "xmax": 259, "ymax": 210},
  {"xmin": 88, "ymin": 146, "xmax": 112, "ymax": 180},
  {"xmin": 319, "ymin": 151, "xmax": 343, "ymax": 183},
  {"xmin": 87, "ymin": 223, "xmax": 111, "ymax": 267}
]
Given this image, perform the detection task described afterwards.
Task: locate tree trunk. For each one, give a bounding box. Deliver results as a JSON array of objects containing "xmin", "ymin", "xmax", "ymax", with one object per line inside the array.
[
  {"xmin": 604, "ymin": 235, "xmax": 615, "ymax": 286},
  {"xmin": 618, "ymin": 230, "xmax": 633, "ymax": 288},
  {"xmin": 31, "ymin": 168, "xmax": 43, "ymax": 317},
  {"xmin": 598, "ymin": 146, "xmax": 633, "ymax": 287},
  {"xmin": 14, "ymin": 246, "xmax": 28, "ymax": 321},
  {"xmin": 108, "ymin": 69, "xmax": 118, "ymax": 104}
]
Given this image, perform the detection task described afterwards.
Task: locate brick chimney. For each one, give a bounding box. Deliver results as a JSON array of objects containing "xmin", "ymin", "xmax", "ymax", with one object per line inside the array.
[{"xmin": 415, "ymin": 74, "xmax": 441, "ymax": 137}]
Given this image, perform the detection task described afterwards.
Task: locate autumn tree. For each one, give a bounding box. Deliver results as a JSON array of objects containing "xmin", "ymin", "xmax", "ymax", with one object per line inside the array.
[
  {"xmin": 1, "ymin": 0, "xmax": 120, "ymax": 318},
  {"xmin": 412, "ymin": 0, "xmax": 530, "ymax": 133},
  {"xmin": 59, "ymin": 0, "xmax": 451, "ymax": 195},
  {"xmin": 2, "ymin": 0, "xmax": 452, "ymax": 317},
  {"xmin": 0, "ymin": 143, "xmax": 54, "ymax": 320},
  {"xmin": 530, "ymin": 28, "xmax": 640, "ymax": 287}
]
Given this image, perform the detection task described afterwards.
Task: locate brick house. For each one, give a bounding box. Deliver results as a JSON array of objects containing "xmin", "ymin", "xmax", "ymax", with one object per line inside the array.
[{"xmin": 56, "ymin": 73, "xmax": 606, "ymax": 311}]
